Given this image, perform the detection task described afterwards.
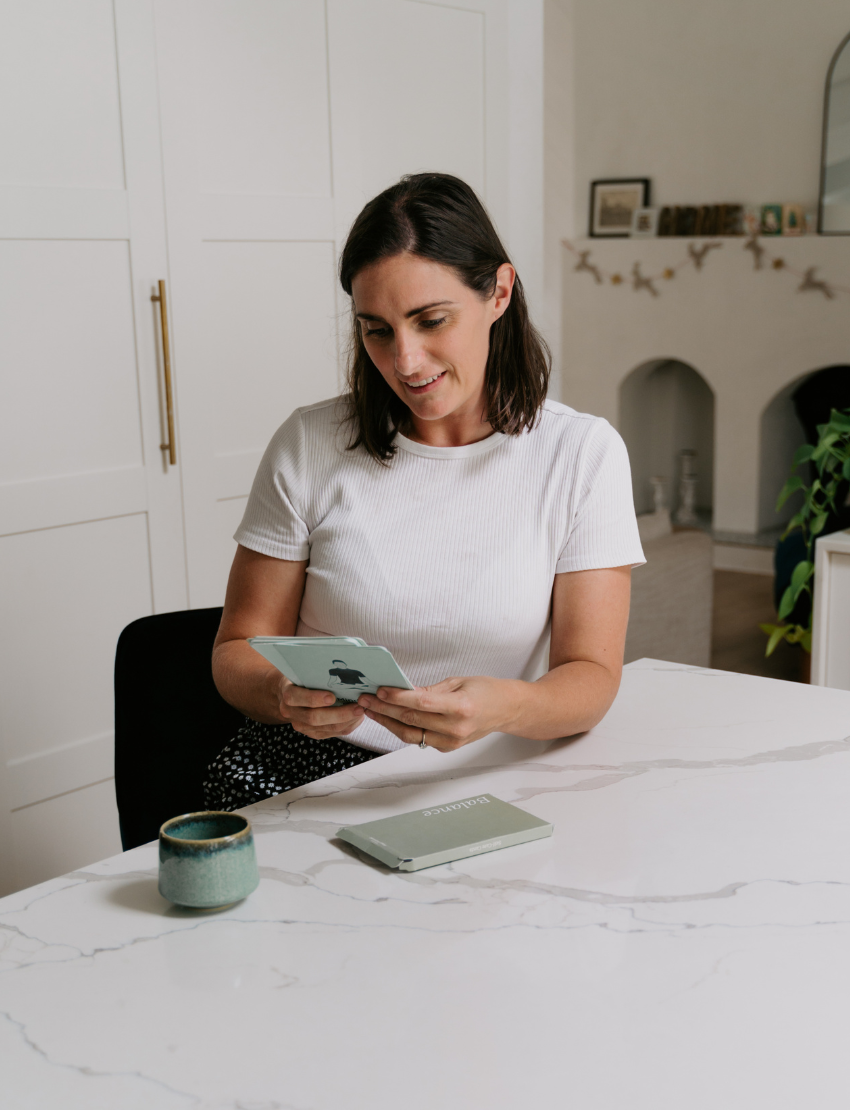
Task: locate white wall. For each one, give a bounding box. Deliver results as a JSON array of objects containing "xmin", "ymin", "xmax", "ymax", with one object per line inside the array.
[
  {"xmin": 560, "ymin": 236, "xmax": 849, "ymax": 535},
  {"xmin": 570, "ymin": 0, "xmax": 850, "ymax": 233},
  {"xmin": 543, "ymin": 0, "xmax": 575, "ymax": 393},
  {"xmin": 555, "ymin": 1, "xmax": 850, "ymax": 536}
]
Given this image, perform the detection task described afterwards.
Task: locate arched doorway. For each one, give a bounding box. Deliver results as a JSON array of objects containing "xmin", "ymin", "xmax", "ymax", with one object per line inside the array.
[
  {"xmin": 759, "ymin": 365, "xmax": 850, "ymax": 534},
  {"xmin": 619, "ymin": 359, "xmax": 715, "ymax": 520}
]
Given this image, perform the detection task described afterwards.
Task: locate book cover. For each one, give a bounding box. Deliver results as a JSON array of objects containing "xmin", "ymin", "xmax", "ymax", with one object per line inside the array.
[{"xmin": 337, "ymin": 793, "xmax": 554, "ymax": 871}]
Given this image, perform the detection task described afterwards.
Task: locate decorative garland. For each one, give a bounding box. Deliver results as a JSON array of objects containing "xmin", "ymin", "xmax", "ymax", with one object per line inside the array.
[{"xmin": 562, "ymin": 236, "xmax": 850, "ymax": 299}]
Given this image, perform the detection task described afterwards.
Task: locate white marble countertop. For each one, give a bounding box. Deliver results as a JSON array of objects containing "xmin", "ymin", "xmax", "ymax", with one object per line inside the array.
[{"xmin": 3, "ymin": 659, "xmax": 850, "ymax": 1109}]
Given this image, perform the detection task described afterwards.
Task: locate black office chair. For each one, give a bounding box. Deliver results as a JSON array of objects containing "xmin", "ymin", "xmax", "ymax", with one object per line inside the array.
[{"xmin": 114, "ymin": 607, "xmax": 245, "ymax": 850}]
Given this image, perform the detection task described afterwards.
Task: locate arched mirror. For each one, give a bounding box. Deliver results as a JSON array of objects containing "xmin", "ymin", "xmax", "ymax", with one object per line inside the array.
[{"xmin": 820, "ymin": 31, "xmax": 850, "ymax": 233}]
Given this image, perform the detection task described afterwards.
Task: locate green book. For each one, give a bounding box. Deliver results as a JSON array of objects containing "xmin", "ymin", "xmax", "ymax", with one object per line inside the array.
[{"xmin": 337, "ymin": 793, "xmax": 553, "ymax": 871}]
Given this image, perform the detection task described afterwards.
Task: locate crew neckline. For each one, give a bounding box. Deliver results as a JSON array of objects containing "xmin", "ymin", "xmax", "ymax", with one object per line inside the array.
[{"xmin": 394, "ymin": 430, "xmax": 507, "ymax": 459}]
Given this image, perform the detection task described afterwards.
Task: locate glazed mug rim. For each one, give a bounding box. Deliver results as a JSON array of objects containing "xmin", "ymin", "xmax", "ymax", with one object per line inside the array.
[{"xmin": 159, "ymin": 810, "xmax": 252, "ymax": 848}]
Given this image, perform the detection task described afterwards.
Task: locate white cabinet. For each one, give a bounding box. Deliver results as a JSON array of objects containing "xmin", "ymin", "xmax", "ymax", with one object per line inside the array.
[
  {"xmin": 0, "ymin": 0, "xmax": 543, "ymax": 893},
  {"xmin": 0, "ymin": 0, "xmax": 185, "ymax": 894},
  {"xmin": 812, "ymin": 529, "xmax": 850, "ymax": 691},
  {"xmin": 154, "ymin": 0, "xmax": 343, "ymax": 606}
]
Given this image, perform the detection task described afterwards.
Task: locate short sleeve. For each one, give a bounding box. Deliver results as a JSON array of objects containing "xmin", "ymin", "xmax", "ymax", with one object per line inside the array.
[
  {"xmin": 234, "ymin": 410, "xmax": 311, "ymax": 560},
  {"xmin": 556, "ymin": 419, "xmax": 645, "ymax": 573}
]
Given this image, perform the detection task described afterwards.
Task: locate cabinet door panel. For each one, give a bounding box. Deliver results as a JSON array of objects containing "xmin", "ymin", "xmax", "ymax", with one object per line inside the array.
[
  {"xmin": 0, "ymin": 514, "xmax": 153, "ymax": 770},
  {"xmin": 11, "ymin": 780, "xmax": 121, "ymax": 892},
  {"xmin": 329, "ymin": 0, "xmax": 485, "ymax": 205},
  {"xmin": 0, "ymin": 240, "xmax": 142, "ymax": 484},
  {"xmin": 200, "ymin": 240, "xmax": 339, "ymax": 456},
  {"xmin": 0, "ymin": 0, "xmax": 124, "ymax": 189},
  {"xmin": 184, "ymin": 0, "xmax": 333, "ymax": 196},
  {"xmin": 156, "ymin": 0, "xmax": 340, "ymax": 607},
  {"xmin": 177, "ymin": 239, "xmax": 339, "ymax": 606}
]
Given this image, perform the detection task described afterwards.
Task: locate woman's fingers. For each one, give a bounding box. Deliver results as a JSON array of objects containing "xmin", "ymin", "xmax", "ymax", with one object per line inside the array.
[
  {"xmin": 360, "ymin": 702, "xmax": 447, "ymax": 733},
  {"xmin": 290, "ymin": 704, "xmax": 364, "ymax": 728},
  {"xmin": 280, "ymin": 686, "xmax": 365, "ymax": 736},
  {"xmin": 283, "ymin": 685, "xmax": 337, "ymax": 709},
  {"xmin": 372, "ymin": 680, "xmax": 460, "ymax": 713},
  {"xmin": 288, "ymin": 706, "xmax": 364, "ymax": 740},
  {"xmin": 362, "ymin": 707, "xmax": 458, "ymax": 752},
  {"xmin": 358, "ymin": 682, "xmax": 472, "ymax": 738}
]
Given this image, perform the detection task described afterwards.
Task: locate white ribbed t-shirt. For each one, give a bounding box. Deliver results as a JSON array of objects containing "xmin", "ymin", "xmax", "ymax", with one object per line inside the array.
[{"xmin": 235, "ymin": 396, "xmax": 645, "ymax": 753}]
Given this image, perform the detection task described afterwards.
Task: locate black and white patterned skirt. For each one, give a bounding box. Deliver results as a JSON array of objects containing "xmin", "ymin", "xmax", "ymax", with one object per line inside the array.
[{"xmin": 203, "ymin": 719, "xmax": 383, "ymax": 811}]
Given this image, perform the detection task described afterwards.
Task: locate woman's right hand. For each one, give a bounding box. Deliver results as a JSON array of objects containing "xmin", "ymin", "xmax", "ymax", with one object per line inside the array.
[{"xmin": 277, "ymin": 677, "xmax": 365, "ymax": 740}]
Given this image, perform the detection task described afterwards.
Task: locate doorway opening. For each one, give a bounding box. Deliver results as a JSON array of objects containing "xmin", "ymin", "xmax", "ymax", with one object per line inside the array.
[
  {"xmin": 619, "ymin": 359, "xmax": 715, "ymax": 521},
  {"xmin": 758, "ymin": 365, "xmax": 850, "ymax": 534}
]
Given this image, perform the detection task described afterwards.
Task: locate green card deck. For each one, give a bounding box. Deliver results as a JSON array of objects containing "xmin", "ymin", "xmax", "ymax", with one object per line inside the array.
[{"xmin": 337, "ymin": 793, "xmax": 553, "ymax": 871}]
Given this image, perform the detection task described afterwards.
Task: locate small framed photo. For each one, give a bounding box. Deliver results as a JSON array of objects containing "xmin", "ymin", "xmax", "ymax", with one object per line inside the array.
[
  {"xmin": 760, "ymin": 204, "xmax": 783, "ymax": 235},
  {"xmin": 631, "ymin": 206, "xmax": 660, "ymax": 238},
  {"xmin": 742, "ymin": 205, "xmax": 761, "ymax": 236},
  {"xmin": 590, "ymin": 179, "xmax": 651, "ymax": 237},
  {"xmin": 782, "ymin": 203, "xmax": 804, "ymax": 236}
]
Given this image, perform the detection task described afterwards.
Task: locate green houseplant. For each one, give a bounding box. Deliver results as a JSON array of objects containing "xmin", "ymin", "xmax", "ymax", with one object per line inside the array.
[{"xmin": 761, "ymin": 406, "xmax": 850, "ymax": 657}]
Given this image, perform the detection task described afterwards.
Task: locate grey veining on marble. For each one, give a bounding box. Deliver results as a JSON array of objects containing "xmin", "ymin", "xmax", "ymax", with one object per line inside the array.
[{"xmin": 2, "ymin": 660, "xmax": 850, "ymax": 1109}]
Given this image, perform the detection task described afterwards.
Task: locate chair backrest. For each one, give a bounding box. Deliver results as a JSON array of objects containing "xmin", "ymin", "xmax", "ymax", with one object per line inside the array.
[{"xmin": 114, "ymin": 607, "xmax": 245, "ymax": 850}]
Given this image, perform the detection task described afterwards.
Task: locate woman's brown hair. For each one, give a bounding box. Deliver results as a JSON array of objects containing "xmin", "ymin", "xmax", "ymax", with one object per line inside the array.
[{"xmin": 338, "ymin": 173, "xmax": 550, "ymax": 461}]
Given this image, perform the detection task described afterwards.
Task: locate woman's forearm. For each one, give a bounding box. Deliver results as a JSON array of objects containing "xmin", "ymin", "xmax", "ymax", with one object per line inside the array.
[
  {"xmin": 363, "ymin": 660, "xmax": 622, "ymax": 751},
  {"xmin": 212, "ymin": 638, "xmax": 287, "ymax": 724},
  {"xmin": 505, "ymin": 564, "xmax": 630, "ymax": 741},
  {"xmin": 509, "ymin": 659, "xmax": 621, "ymax": 740},
  {"xmin": 212, "ymin": 548, "xmax": 309, "ymax": 723}
]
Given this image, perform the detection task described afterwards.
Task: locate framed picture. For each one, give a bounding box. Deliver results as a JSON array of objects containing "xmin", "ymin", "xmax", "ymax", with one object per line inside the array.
[
  {"xmin": 760, "ymin": 204, "xmax": 783, "ymax": 235},
  {"xmin": 631, "ymin": 207, "xmax": 659, "ymax": 238},
  {"xmin": 742, "ymin": 205, "xmax": 761, "ymax": 236},
  {"xmin": 590, "ymin": 179, "xmax": 651, "ymax": 237},
  {"xmin": 782, "ymin": 203, "xmax": 804, "ymax": 236}
]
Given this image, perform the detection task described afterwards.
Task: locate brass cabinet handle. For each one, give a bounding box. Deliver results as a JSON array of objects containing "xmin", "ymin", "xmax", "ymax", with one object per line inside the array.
[{"xmin": 151, "ymin": 279, "xmax": 176, "ymax": 465}]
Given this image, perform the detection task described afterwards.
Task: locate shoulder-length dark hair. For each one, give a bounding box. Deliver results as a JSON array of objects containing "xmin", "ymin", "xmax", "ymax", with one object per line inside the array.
[{"xmin": 338, "ymin": 173, "xmax": 550, "ymax": 461}]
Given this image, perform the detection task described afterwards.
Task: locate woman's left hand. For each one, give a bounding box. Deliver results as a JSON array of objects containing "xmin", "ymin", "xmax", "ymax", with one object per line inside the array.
[{"xmin": 358, "ymin": 677, "xmax": 523, "ymax": 752}]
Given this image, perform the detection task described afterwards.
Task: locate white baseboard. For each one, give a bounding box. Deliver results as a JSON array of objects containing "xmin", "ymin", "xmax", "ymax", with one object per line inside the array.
[{"xmin": 713, "ymin": 543, "xmax": 774, "ymax": 576}]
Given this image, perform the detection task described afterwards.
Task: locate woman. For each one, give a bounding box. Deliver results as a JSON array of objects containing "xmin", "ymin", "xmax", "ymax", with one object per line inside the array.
[{"xmin": 206, "ymin": 173, "xmax": 644, "ymax": 810}]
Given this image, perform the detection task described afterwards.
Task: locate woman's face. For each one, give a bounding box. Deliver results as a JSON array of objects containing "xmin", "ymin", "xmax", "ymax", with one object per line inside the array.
[{"xmin": 351, "ymin": 253, "xmax": 514, "ymax": 437}]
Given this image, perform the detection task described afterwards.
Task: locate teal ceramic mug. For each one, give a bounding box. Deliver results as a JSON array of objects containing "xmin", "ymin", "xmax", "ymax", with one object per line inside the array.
[{"xmin": 158, "ymin": 811, "xmax": 260, "ymax": 909}]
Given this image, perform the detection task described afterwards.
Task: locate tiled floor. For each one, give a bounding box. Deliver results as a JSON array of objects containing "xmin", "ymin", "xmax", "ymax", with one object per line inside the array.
[{"xmin": 710, "ymin": 570, "xmax": 804, "ymax": 683}]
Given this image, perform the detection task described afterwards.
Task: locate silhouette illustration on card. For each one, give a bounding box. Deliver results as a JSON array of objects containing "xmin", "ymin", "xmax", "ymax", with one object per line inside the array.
[{"xmin": 327, "ymin": 659, "xmax": 370, "ymax": 690}]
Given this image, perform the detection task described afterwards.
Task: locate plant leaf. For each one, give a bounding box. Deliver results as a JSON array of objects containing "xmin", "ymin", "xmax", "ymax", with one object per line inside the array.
[
  {"xmin": 843, "ymin": 458, "xmax": 850, "ymax": 482},
  {"xmin": 790, "ymin": 560, "xmax": 814, "ymax": 597},
  {"xmin": 783, "ymin": 510, "xmax": 807, "ymax": 536},
  {"xmin": 813, "ymin": 436, "xmax": 840, "ymax": 466},
  {"xmin": 810, "ymin": 512, "xmax": 828, "ymax": 536},
  {"xmin": 764, "ymin": 623, "xmax": 789, "ymax": 656},
  {"xmin": 792, "ymin": 444, "xmax": 815, "ymax": 466},
  {"xmin": 777, "ymin": 585, "xmax": 795, "ymax": 620},
  {"xmin": 800, "ymin": 629, "xmax": 812, "ymax": 653},
  {"xmin": 776, "ymin": 475, "xmax": 804, "ymax": 509}
]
